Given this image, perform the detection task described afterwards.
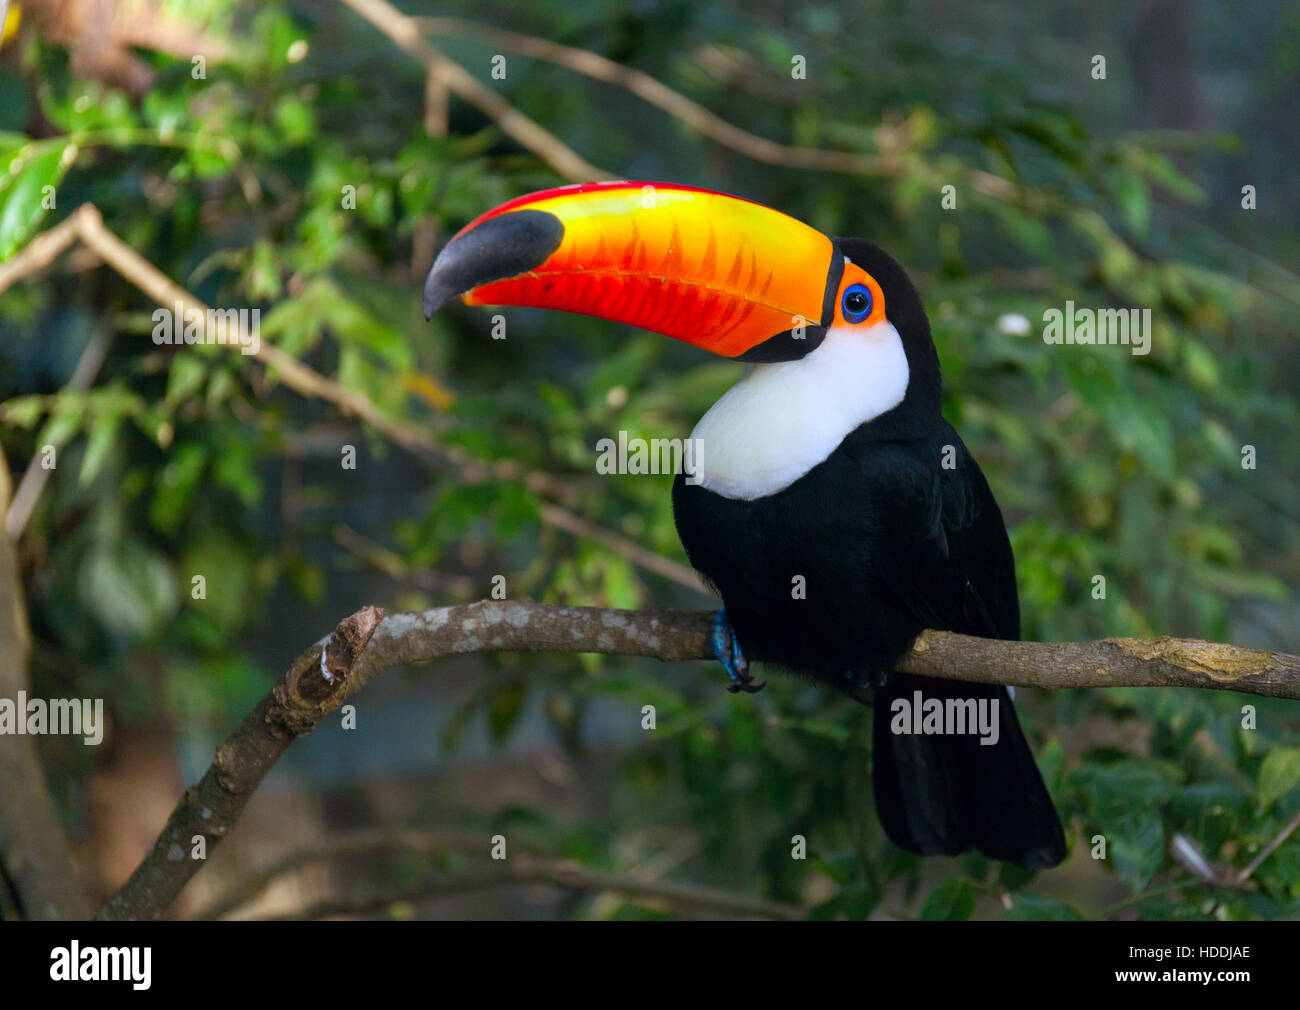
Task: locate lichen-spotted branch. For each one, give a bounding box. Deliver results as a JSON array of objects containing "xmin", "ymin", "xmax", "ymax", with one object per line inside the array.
[{"xmin": 97, "ymin": 601, "xmax": 1299, "ymax": 920}]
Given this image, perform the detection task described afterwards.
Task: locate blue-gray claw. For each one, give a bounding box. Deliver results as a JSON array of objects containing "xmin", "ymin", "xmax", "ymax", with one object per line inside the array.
[{"xmin": 712, "ymin": 609, "xmax": 765, "ymax": 694}]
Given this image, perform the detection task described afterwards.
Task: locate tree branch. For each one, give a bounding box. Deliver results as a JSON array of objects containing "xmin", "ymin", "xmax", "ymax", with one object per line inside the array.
[
  {"xmin": 0, "ymin": 450, "xmax": 92, "ymax": 919},
  {"xmin": 97, "ymin": 600, "xmax": 1299, "ymax": 920}
]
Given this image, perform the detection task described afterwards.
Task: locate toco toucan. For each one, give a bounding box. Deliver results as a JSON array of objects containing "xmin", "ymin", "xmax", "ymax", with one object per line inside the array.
[{"xmin": 423, "ymin": 181, "xmax": 1066, "ymax": 869}]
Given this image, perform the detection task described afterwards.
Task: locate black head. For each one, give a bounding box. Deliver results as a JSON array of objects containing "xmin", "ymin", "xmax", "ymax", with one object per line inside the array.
[{"xmin": 819, "ymin": 238, "xmax": 944, "ymax": 433}]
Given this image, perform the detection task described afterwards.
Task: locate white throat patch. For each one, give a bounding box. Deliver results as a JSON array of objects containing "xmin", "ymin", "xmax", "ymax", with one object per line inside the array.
[{"xmin": 688, "ymin": 321, "xmax": 909, "ymax": 500}]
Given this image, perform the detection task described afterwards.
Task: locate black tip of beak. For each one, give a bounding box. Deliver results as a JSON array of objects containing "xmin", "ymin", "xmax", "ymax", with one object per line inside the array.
[
  {"xmin": 421, "ymin": 209, "xmax": 565, "ymax": 321},
  {"xmin": 421, "ymin": 287, "xmax": 439, "ymax": 322}
]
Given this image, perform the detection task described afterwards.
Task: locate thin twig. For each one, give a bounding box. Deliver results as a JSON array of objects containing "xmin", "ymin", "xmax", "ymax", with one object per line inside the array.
[
  {"xmin": 0, "ymin": 205, "xmax": 707, "ymax": 593},
  {"xmin": 411, "ymin": 15, "xmax": 1018, "ymax": 200},
  {"xmin": 1091, "ymin": 879, "xmax": 1192, "ymax": 919},
  {"xmin": 4, "ymin": 331, "xmax": 110, "ymax": 538},
  {"xmin": 0, "ymin": 204, "xmax": 87, "ymax": 289},
  {"xmin": 200, "ymin": 826, "xmax": 800, "ymax": 920},
  {"xmin": 198, "ymin": 827, "xmax": 487, "ymax": 920},
  {"xmin": 275, "ymin": 856, "xmax": 805, "ymax": 921},
  {"xmin": 416, "ymin": 17, "xmax": 895, "ymax": 176},
  {"xmin": 1236, "ymin": 807, "xmax": 1300, "ymax": 885},
  {"xmin": 539, "ymin": 503, "xmax": 706, "ymax": 593},
  {"xmin": 338, "ymin": 0, "xmax": 612, "ymax": 182},
  {"xmin": 331, "ymin": 522, "xmax": 476, "ymax": 595}
]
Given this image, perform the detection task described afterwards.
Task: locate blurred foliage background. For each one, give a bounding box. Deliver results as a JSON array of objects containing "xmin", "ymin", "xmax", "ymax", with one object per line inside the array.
[{"xmin": 0, "ymin": 0, "xmax": 1297, "ymax": 920}]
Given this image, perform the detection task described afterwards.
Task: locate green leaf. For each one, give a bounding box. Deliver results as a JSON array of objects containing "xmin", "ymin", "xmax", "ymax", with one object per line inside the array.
[
  {"xmin": 921, "ymin": 879, "xmax": 974, "ymax": 921},
  {"xmin": 1076, "ymin": 760, "xmax": 1177, "ymax": 889},
  {"xmin": 811, "ymin": 877, "xmax": 879, "ymax": 921},
  {"xmin": 992, "ymin": 203, "xmax": 1054, "ymax": 258},
  {"xmin": 0, "ymin": 136, "xmax": 76, "ymax": 259},
  {"xmin": 599, "ymin": 554, "xmax": 641, "ymax": 609},
  {"xmin": 190, "ymin": 145, "xmax": 233, "ymax": 179},
  {"xmin": 1000, "ymin": 893, "xmax": 1083, "ymax": 921},
  {"xmin": 1110, "ymin": 812, "xmax": 1166, "ymax": 890},
  {"xmin": 79, "ymin": 538, "xmax": 179, "ymax": 637},
  {"xmin": 1258, "ymin": 748, "xmax": 1300, "ymax": 807},
  {"xmin": 273, "ymin": 97, "xmax": 315, "ymax": 146},
  {"xmin": 36, "ymin": 398, "xmax": 85, "ymax": 449},
  {"xmin": 212, "ymin": 436, "xmax": 261, "ymax": 506},
  {"xmin": 181, "ymin": 535, "xmax": 257, "ymax": 631},
  {"xmin": 1140, "ymin": 151, "xmax": 1205, "ymax": 203},
  {"xmin": 166, "ymin": 355, "xmax": 208, "ymax": 406},
  {"xmin": 1037, "ymin": 737, "xmax": 1064, "ymax": 792},
  {"xmin": 812, "ymin": 849, "xmax": 858, "ymax": 886},
  {"xmin": 79, "ymin": 411, "xmax": 122, "ymax": 486},
  {"xmin": 150, "ymin": 442, "xmax": 208, "ymax": 532},
  {"xmin": 0, "ymin": 395, "xmax": 45, "ymax": 428},
  {"xmin": 1112, "ymin": 170, "xmax": 1151, "ymax": 236}
]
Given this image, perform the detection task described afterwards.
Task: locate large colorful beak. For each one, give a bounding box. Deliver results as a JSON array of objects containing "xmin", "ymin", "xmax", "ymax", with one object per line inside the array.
[{"xmin": 423, "ymin": 181, "xmax": 842, "ymax": 359}]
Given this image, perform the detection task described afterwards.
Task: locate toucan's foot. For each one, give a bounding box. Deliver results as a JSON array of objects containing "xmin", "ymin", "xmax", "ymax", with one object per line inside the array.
[{"xmin": 712, "ymin": 609, "xmax": 765, "ymax": 694}]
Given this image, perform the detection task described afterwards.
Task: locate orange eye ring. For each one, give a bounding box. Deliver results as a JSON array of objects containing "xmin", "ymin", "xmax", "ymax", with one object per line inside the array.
[{"xmin": 832, "ymin": 263, "xmax": 885, "ymax": 328}]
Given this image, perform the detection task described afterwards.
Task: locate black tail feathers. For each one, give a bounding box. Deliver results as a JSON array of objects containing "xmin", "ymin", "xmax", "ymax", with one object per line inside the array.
[{"xmin": 872, "ymin": 674, "xmax": 1066, "ymax": 869}]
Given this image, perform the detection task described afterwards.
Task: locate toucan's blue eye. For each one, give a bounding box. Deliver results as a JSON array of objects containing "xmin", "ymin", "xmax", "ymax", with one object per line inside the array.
[{"xmin": 841, "ymin": 283, "xmax": 872, "ymax": 323}]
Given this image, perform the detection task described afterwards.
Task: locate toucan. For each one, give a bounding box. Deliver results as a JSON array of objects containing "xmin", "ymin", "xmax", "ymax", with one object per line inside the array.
[{"xmin": 423, "ymin": 181, "xmax": 1066, "ymax": 869}]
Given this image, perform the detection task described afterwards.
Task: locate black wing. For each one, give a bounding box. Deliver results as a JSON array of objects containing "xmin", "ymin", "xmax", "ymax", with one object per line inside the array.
[
  {"xmin": 848, "ymin": 423, "xmax": 1065, "ymax": 868},
  {"xmin": 845, "ymin": 421, "xmax": 1019, "ymax": 643}
]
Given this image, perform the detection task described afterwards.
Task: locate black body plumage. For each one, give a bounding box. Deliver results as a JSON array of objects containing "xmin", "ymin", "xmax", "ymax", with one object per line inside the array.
[{"xmin": 671, "ymin": 240, "xmax": 1066, "ymax": 869}]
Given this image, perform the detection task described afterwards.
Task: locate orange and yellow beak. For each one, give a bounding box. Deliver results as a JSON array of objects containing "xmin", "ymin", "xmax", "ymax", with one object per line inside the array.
[{"xmin": 422, "ymin": 181, "xmax": 847, "ymax": 359}]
